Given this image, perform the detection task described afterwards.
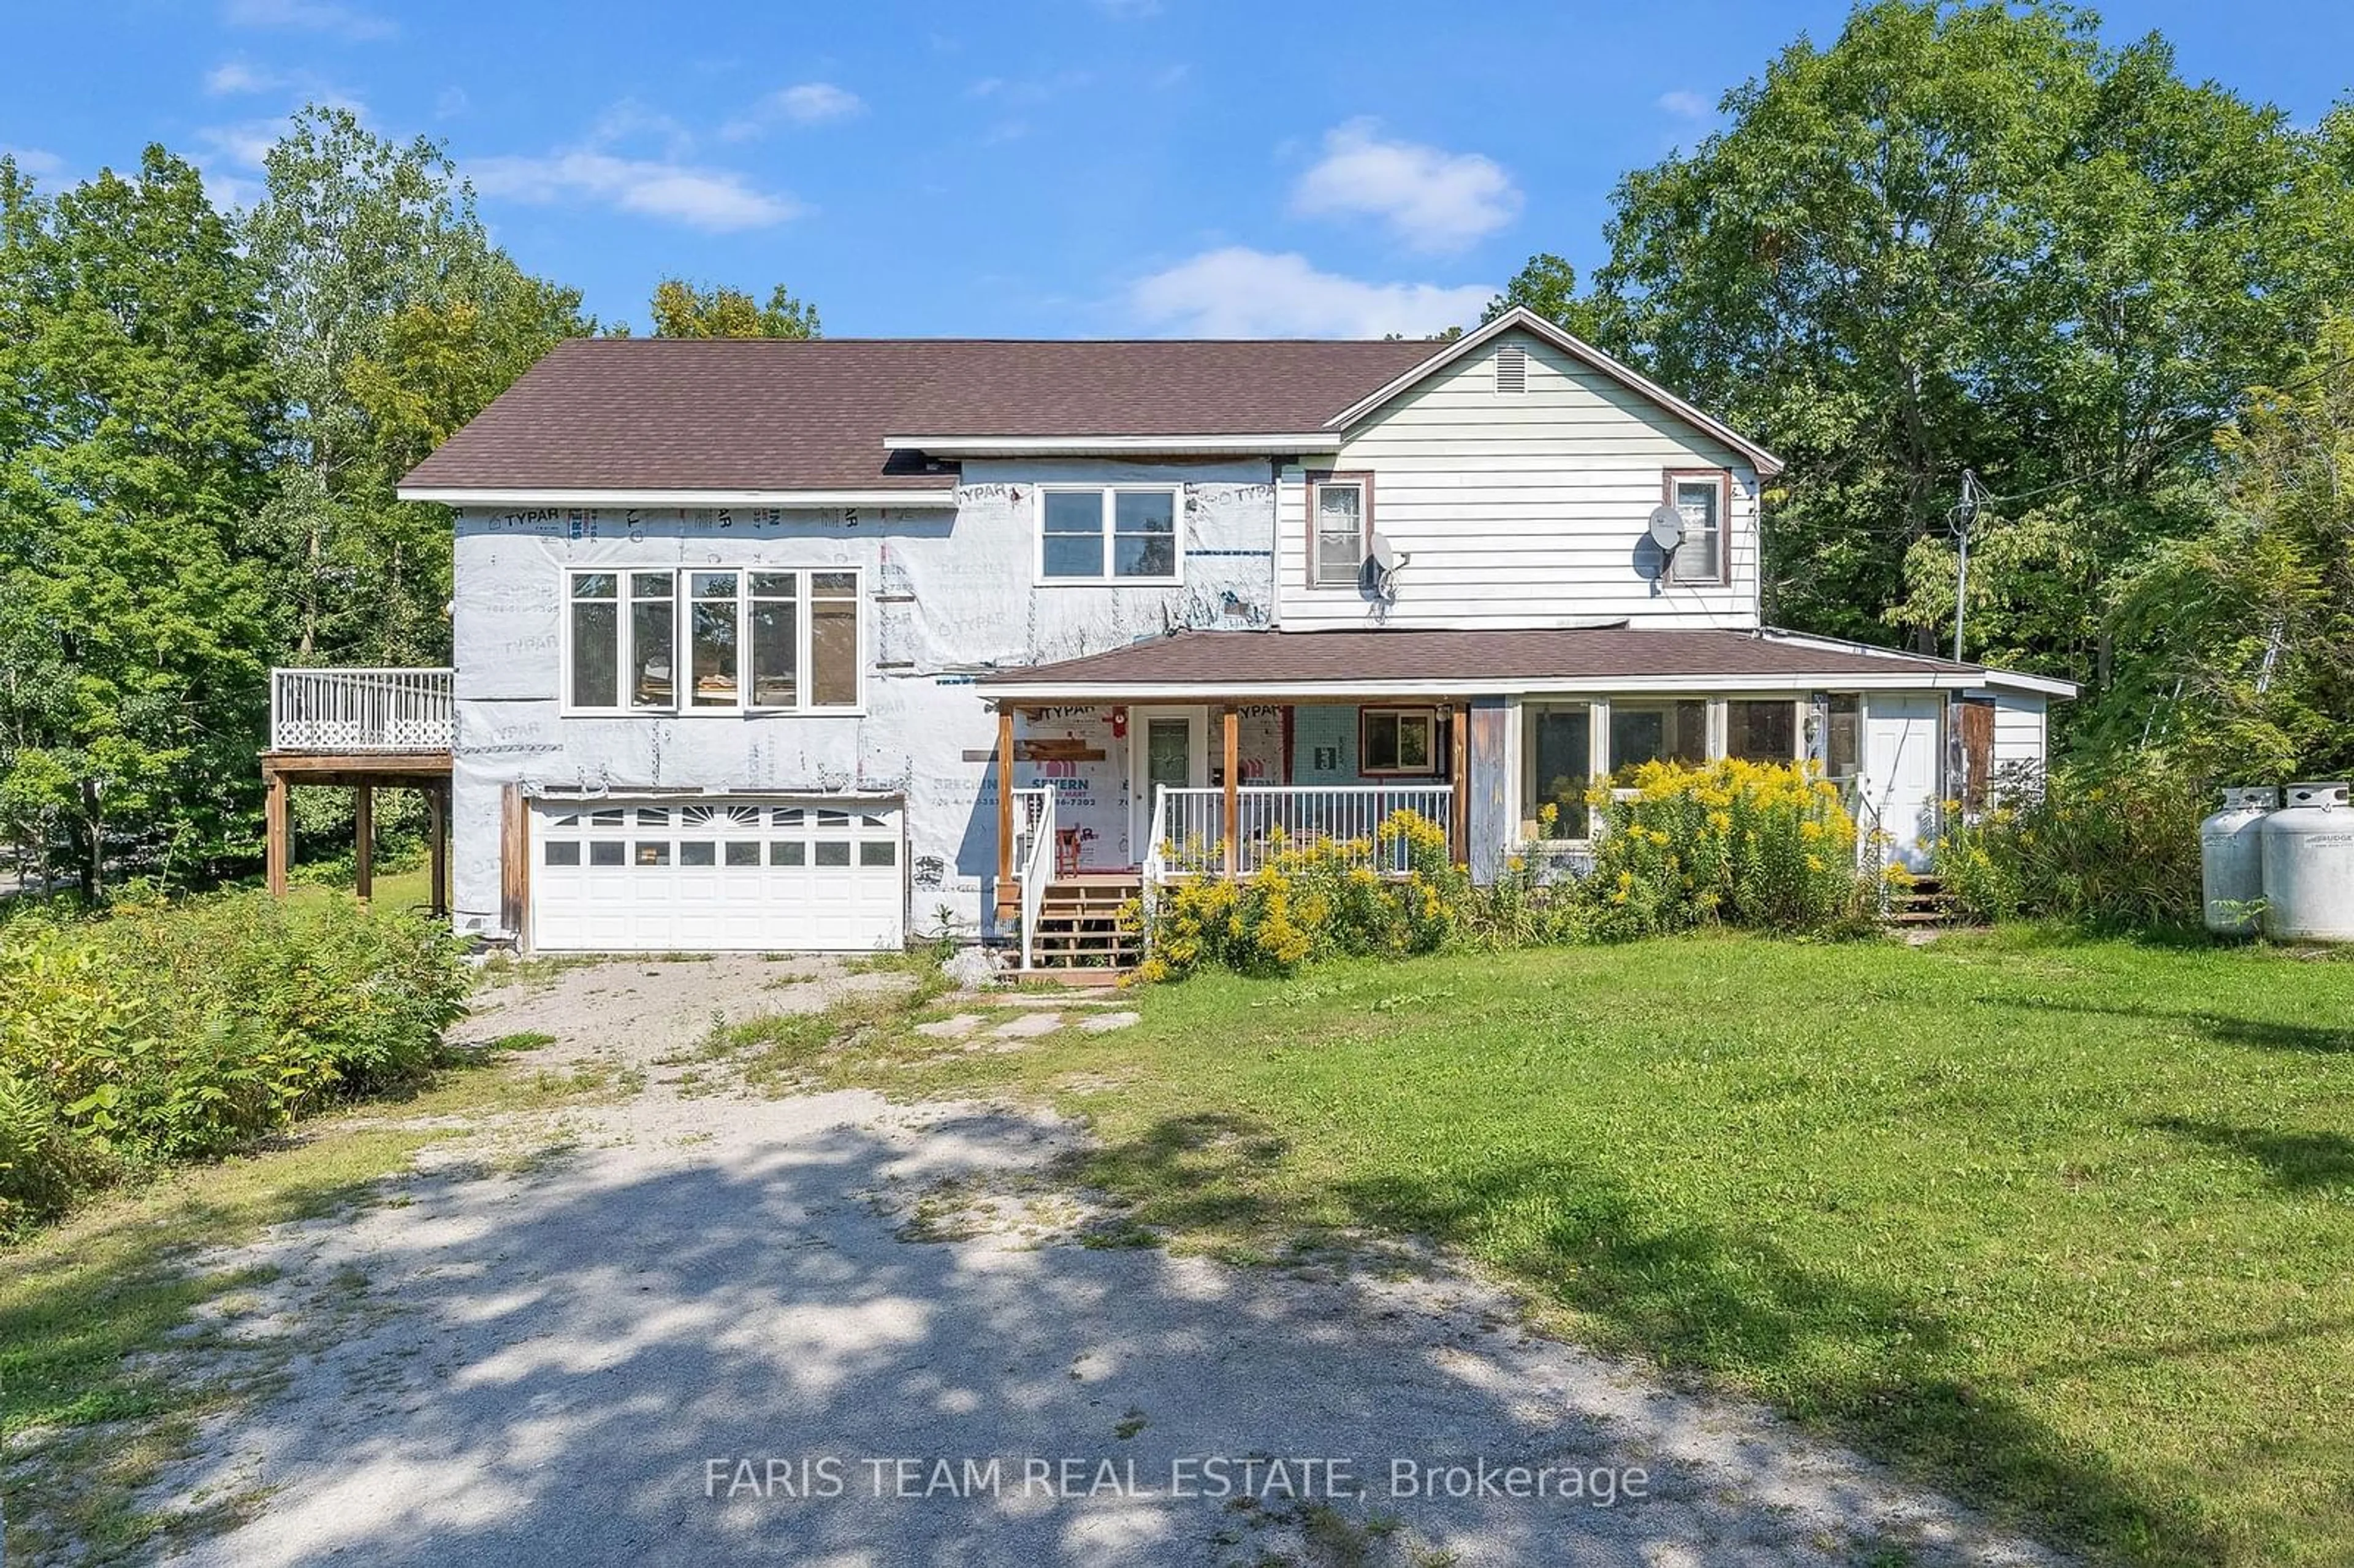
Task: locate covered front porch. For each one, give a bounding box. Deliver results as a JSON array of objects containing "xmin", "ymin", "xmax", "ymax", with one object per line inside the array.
[
  {"xmin": 975, "ymin": 626, "xmax": 2070, "ymax": 969},
  {"xmin": 988, "ymin": 698, "xmax": 1471, "ymax": 973}
]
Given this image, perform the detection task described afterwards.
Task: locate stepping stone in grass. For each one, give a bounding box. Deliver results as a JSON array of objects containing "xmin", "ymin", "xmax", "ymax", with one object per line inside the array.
[{"xmin": 989, "ymin": 1013, "xmax": 1067, "ymax": 1039}]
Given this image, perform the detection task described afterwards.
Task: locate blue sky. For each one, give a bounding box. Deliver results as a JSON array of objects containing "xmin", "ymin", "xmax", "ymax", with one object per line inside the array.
[{"xmin": 4, "ymin": 1, "xmax": 2349, "ymax": 338}]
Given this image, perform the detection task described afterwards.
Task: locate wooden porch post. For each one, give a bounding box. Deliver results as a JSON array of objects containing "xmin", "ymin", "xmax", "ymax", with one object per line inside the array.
[
  {"xmin": 498, "ymin": 782, "xmax": 528, "ymax": 942},
  {"xmin": 354, "ymin": 783, "xmax": 374, "ymax": 902},
  {"xmin": 1221, "ymin": 704, "xmax": 1240, "ymax": 875},
  {"xmin": 1451, "ymin": 702, "xmax": 1471, "ymax": 867},
  {"xmin": 427, "ymin": 785, "xmax": 449, "ymax": 916},
  {"xmin": 264, "ymin": 763, "xmax": 289, "ymax": 897},
  {"xmin": 995, "ymin": 705, "xmax": 1015, "ymax": 889}
]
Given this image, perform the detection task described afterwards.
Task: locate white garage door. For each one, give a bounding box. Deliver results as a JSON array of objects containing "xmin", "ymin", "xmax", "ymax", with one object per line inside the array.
[{"xmin": 531, "ymin": 797, "xmax": 905, "ymax": 953}]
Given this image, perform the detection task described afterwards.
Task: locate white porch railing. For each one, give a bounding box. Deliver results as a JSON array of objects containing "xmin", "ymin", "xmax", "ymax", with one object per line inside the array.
[
  {"xmin": 1011, "ymin": 787, "xmax": 1056, "ymax": 970},
  {"xmin": 1146, "ymin": 784, "xmax": 1455, "ymax": 883},
  {"xmin": 270, "ymin": 667, "xmax": 454, "ymax": 753}
]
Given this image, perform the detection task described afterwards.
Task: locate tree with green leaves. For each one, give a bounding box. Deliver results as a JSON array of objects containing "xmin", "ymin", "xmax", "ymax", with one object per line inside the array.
[
  {"xmin": 246, "ymin": 106, "xmax": 593, "ymax": 666},
  {"xmin": 649, "ymin": 278, "xmax": 820, "ymax": 339},
  {"xmin": 1493, "ymin": 0, "xmax": 2347, "ymax": 726},
  {"xmin": 2097, "ymin": 317, "xmax": 2354, "ymax": 779},
  {"xmin": 0, "ymin": 150, "xmax": 281, "ymax": 893}
]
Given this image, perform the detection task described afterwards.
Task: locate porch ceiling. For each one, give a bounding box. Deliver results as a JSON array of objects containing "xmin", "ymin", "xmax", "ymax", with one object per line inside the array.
[{"xmin": 978, "ymin": 627, "xmax": 1995, "ymax": 701}]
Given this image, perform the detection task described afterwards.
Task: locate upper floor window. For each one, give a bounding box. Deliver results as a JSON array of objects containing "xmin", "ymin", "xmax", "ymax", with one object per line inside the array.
[
  {"xmin": 568, "ymin": 566, "xmax": 860, "ymax": 714},
  {"xmin": 1038, "ymin": 485, "xmax": 1180, "ymax": 583},
  {"xmin": 1666, "ymin": 470, "xmax": 1727, "ymax": 584},
  {"xmin": 1309, "ymin": 473, "xmax": 1371, "ymax": 588}
]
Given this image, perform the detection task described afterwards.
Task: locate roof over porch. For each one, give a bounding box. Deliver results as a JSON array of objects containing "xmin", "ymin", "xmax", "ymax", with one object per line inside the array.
[{"xmin": 977, "ymin": 627, "xmax": 2076, "ymax": 702}]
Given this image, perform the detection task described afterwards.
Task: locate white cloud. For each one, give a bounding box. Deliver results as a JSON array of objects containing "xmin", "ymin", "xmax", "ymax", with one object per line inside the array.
[
  {"xmin": 2, "ymin": 146, "xmax": 65, "ymax": 180},
  {"xmin": 434, "ymin": 85, "xmax": 470, "ymax": 119},
  {"xmin": 1657, "ymin": 88, "xmax": 1712, "ymax": 120},
  {"xmin": 584, "ymin": 98, "xmax": 693, "ymax": 159},
  {"xmin": 205, "ymin": 60, "xmax": 280, "ymax": 94},
  {"xmin": 200, "ymin": 121, "xmax": 281, "ymax": 169},
  {"xmin": 188, "ymin": 117, "xmax": 286, "ymax": 210},
  {"xmin": 1129, "ymin": 247, "xmax": 1490, "ymax": 338},
  {"xmin": 1289, "ymin": 118, "xmax": 1520, "ymax": 253},
  {"xmin": 470, "ymin": 151, "xmax": 803, "ymax": 232},
  {"xmin": 222, "ymin": 0, "xmax": 395, "ymax": 42},
  {"xmin": 720, "ymin": 82, "xmax": 866, "ymax": 140},
  {"xmin": 966, "ymin": 69, "xmax": 1092, "ymax": 105}
]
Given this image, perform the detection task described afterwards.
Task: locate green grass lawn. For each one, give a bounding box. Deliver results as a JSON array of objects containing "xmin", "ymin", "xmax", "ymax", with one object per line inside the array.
[{"xmin": 820, "ymin": 931, "xmax": 2354, "ymax": 1567}]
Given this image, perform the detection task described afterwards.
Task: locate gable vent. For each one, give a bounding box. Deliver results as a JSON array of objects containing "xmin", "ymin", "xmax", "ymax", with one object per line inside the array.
[{"xmin": 1494, "ymin": 344, "xmax": 1527, "ymax": 394}]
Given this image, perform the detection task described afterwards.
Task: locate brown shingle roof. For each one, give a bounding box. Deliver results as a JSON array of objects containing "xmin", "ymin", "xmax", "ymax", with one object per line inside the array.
[
  {"xmin": 978, "ymin": 628, "xmax": 1983, "ymax": 689},
  {"xmin": 400, "ymin": 337, "xmax": 1440, "ymax": 494}
]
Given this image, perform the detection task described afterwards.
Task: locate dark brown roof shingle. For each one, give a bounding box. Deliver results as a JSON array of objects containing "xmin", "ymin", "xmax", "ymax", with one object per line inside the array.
[
  {"xmin": 978, "ymin": 628, "xmax": 1983, "ymax": 688},
  {"xmin": 399, "ymin": 337, "xmax": 1441, "ymax": 494}
]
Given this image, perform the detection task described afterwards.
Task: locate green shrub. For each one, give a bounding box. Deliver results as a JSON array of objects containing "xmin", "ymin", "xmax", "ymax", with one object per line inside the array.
[
  {"xmin": 1934, "ymin": 761, "xmax": 2204, "ymax": 927},
  {"xmin": 1137, "ymin": 811, "xmax": 1465, "ymax": 982},
  {"xmin": 1583, "ymin": 759, "xmax": 1870, "ymax": 939},
  {"xmin": 0, "ymin": 889, "xmax": 469, "ymax": 1232}
]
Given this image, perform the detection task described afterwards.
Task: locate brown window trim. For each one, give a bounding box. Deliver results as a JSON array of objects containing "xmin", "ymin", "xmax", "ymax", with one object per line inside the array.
[
  {"xmin": 1306, "ymin": 470, "xmax": 1375, "ymax": 591},
  {"xmin": 1358, "ymin": 705, "xmax": 1442, "ymax": 777},
  {"xmin": 1662, "ymin": 466, "xmax": 1732, "ymax": 587}
]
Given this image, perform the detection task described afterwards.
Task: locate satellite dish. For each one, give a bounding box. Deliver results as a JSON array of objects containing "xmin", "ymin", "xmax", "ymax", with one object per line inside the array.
[
  {"xmin": 1360, "ymin": 533, "xmax": 1409, "ymax": 599},
  {"xmin": 1646, "ymin": 503, "xmax": 1686, "ymax": 556}
]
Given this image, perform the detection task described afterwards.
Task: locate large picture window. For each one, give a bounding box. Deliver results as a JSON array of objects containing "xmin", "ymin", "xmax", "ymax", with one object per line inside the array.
[
  {"xmin": 1037, "ymin": 487, "xmax": 1181, "ymax": 583},
  {"xmin": 568, "ymin": 567, "xmax": 860, "ymax": 714}
]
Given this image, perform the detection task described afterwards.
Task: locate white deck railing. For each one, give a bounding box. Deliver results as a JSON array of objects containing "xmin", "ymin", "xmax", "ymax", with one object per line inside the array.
[
  {"xmin": 1011, "ymin": 787, "xmax": 1056, "ymax": 970},
  {"xmin": 270, "ymin": 667, "xmax": 454, "ymax": 753},
  {"xmin": 1146, "ymin": 784, "xmax": 1456, "ymax": 882}
]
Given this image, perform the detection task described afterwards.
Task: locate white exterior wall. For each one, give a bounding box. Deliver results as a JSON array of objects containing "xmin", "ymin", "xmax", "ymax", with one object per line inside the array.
[
  {"xmin": 1275, "ymin": 329, "xmax": 1762, "ymax": 631},
  {"xmin": 446, "ymin": 460, "xmax": 1279, "ymax": 938},
  {"xmin": 1992, "ymin": 690, "xmax": 2047, "ymax": 780}
]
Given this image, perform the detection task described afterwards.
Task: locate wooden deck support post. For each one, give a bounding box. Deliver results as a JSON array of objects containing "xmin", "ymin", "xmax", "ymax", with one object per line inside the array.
[
  {"xmin": 427, "ymin": 785, "xmax": 449, "ymax": 916},
  {"xmin": 354, "ymin": 783, "xmax": 374, "ymax": 902},
  {"xmin": 264, "ymin": 763, "xmax": 289, "ymax": 897},
  {"xmin": 1451, "ymin": 702, "xmax": 1471, "ymax": 868},
  {"xmin": 1221, "ymin": 704, "xmax": 1240, "ymax": 876},
  {"xmin": 996, "ymin": 706, "xmax": 1016, "ymax": 893}
]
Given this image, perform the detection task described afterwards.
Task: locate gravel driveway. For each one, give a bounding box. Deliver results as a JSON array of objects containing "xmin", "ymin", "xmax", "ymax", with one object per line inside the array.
[{"xmin": 150, "ymin": 956, "xmax": 2063, "ymax": 1568}]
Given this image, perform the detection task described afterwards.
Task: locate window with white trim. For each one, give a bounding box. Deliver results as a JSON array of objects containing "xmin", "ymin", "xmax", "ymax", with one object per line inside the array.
[
  {"xmin": 1667, "ymin": 471, "xmax": 1726, "ymax": 584},
  {"xmin": 567, "ymin": 567, "xmax": 861, "ymax": 713},
  {"xmin": 1360, "ymin": 707, "xmax": 1437, "ymax": 775},
  {"xmin": 1523, "ymin": 702, "xmax": 1592, "ymax": 840},
  {"xmin": 1309, "ymin": 473, "xmax": 1369, "ymax": 588},
  {"xmin": 1726, "ymin": 699, "xmax": 1798, "ymax": 762},
  {"xmin": 1037, "ymin": 485, "xmax": 1180, "ymax": 582}
]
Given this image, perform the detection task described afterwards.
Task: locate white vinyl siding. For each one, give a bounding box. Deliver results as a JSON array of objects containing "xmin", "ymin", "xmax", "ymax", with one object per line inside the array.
[
  {"xmin": 1276, "ymin": 330, "xmax": 1762, "ymax": 630},
  {"xmin": 1992, "ymin": 690, "xmax": 2047, "ymax": 795}
]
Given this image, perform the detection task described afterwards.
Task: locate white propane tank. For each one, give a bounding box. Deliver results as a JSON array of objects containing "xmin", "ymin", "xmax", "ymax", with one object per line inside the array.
[
  {"xmin": 2201, "ymin": 786, "xmax": 2277, "ymax": 935},
  {"xmin": 2260, "ymin": 782, "xmax": 2354, "ymax": 943}
]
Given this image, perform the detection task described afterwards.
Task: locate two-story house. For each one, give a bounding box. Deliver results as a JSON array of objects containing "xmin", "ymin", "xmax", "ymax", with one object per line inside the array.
[{"xmin": 257, "ymin": 308, "xmax": 2071, "ymax": 959}]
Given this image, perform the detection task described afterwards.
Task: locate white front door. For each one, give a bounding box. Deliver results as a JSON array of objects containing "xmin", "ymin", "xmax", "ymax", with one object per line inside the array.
[
  {"xmin": 1864, "ymin": 696, "xmax": 1944, "ymax": 871},
  {"xmin": 1130, "ymin": 707, "xmax": 1208, "ymax": 862},
  {"xmin": 530, "ymin": 797, "xmax": 905, "ymax": 952}
]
